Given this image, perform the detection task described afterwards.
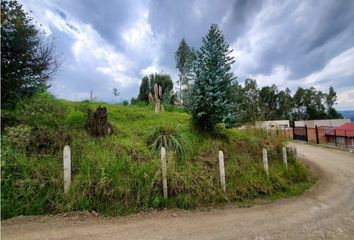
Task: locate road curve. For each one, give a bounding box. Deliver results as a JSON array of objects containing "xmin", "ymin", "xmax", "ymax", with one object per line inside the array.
[{"xmin": 2, "ymin": 142, "xmax": 354, "ymax": 240}]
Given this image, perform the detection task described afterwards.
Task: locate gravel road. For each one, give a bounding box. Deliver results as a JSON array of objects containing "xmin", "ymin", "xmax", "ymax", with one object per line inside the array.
[{"xmin": 2, "ymin": 142, "xmax": 354, "ymax": 240}]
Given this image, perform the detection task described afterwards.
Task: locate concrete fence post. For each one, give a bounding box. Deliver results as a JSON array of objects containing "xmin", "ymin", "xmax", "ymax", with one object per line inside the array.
[
  {"xmin": 262, "ymin": 148, "xmax": 269, "ymax": 176},
  {"xmin": 63, "ymin": 145, "xmax": 71, "ymax": 194},
  {"xmin": 282, "ymin": 147, "xmax": 288, "ymax": 169},
  {"xmin": 218, "ymin": 151, "xmax": 226, "ymax": 193},
  {"xmin": 161, "ymin": 147, "xmax": 168, "ymax": 199}
]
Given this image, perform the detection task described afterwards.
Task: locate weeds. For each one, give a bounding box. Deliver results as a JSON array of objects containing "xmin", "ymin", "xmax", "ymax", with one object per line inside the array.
[{"xmin": 1, "ymin": 100, "xmax": 313, "ymax": 219}]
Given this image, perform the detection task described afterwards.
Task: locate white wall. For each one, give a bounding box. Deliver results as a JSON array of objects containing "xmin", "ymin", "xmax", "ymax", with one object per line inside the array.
[
  {"xmin": 295, "ymin": 119, "xmax": 350, "ymax": 128},
  {"xmin": 255, "ymin": 120, "xmax": 290, "ymax": 129}
]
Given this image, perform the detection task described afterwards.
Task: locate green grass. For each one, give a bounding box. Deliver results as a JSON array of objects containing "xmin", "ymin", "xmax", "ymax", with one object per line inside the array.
[{"xmin": 1, "ymin": 94, "xmax": 314, "ymax": 219}]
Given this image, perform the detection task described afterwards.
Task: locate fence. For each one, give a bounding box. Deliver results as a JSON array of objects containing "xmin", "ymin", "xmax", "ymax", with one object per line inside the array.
[
  {"xmin": 61, "ymin": 146, "xmax": 289, "ymax": 196},
  {"xmin": 278, "ymin": 126, "xmax": 354, "ymax": 149}
]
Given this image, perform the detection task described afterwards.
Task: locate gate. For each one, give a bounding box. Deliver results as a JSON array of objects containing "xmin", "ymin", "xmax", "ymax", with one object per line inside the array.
[{"xmin": 293, "ymin": 126, "xmax": 308, "ymax": 142}]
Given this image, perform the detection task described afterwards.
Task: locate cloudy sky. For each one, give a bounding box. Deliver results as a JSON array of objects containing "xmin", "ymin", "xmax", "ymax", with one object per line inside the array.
[{"xmin": 20, "ymin": 0, "xmax": 354, "ymax": 109}]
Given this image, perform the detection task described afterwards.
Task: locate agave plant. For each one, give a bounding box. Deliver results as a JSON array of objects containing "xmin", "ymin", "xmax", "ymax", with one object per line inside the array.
[{"xmin": 147, "ymin": 125, "xmax": 186, "ymax": 158}]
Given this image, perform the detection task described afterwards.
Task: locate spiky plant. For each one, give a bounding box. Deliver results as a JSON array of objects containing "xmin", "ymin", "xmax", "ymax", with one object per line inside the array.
[{"xmin": 147, "ymin": 125, "xmax": 186, "ymax": 158}]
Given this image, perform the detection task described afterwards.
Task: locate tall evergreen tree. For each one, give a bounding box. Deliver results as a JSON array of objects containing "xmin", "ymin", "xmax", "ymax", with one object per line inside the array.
[
  {"xmin": 189, "ymin": 24, "xmax": 236, "ymax": 131},
  {"xmin": 1, "ymin": 0, "xmax": 61, "ymax": 109}
]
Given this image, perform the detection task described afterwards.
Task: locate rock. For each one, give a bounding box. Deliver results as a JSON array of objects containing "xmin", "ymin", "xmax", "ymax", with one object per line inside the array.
[{"xmin": 92, "ymin": 211, "xmax": 99, "ymax": 217}]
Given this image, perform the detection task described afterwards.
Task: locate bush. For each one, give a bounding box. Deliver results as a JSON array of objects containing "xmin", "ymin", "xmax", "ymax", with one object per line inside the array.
[
  {"xmin": 122, "ymin": 100, "xmax": 129, "ymax": 106},
  {"xmin": 1, "ymin": 109, "xmax": 19, "ymax": 130},
  {"xmin": 15, "ymin": 92, "xmax": 67, "ymax": 128},
  {"xmin": 147, "ymin": 125, "xmax": 187, "ymax": 158},
  {"xmin": 28, "ymin": 126, "xmax": 71, "ymax": 155},
  {"xmin": 4, "ymin": 125, "xmax": 32, "ymax": 150}
]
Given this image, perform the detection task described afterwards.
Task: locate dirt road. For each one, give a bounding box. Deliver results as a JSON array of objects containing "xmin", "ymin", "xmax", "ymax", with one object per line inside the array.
[{"xmin": 2, "ymin": 142, "xmax": 354, "ymax": 240}]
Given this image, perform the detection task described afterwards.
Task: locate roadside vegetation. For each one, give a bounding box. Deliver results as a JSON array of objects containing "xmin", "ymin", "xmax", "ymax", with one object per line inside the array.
[
  {"xmin": 1, "ymin": 93, "xmax": 313, "ymax": 219},
  {"xmin": 1, "ymin": 1, "xmax": 317, "ymax": 220}
]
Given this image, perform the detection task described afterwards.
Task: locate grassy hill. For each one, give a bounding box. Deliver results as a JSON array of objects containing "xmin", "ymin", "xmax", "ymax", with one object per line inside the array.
[{"xmin": 1, "ymin": 93, "xmax": 312, "ymax": 219}]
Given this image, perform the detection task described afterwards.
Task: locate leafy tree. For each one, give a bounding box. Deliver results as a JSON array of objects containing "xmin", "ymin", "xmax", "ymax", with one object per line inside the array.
[
  {"xmin": 239, "ymin": 78, "xmax": 259, "ymax": 124},
  {"xmin": 229, "ymin": 80, "xmax": 245, "ymax": 126},
  {"xmin": 1, "ymin": 0, "xmax": 61, "ymax": 109},
  {"xmin": 326, "ymin": 86, "xmax": 342, "ymax": 118},
  {"xmin": 293, "ymin": 87, "xmax": 306, "ymax": 120},
  {"xmin": 175, "ymin": 38, "xmax": 195, "ymax": 100},
  {"xmin": 137, "ymin": 76, "xmax": 150, "ymax": 103},
  {"xmin": 259, "ymin": 84, "xmax": 278, "ymax": 120},
  {"xmin": 189, "ymin": 24, "xmax": 236, "ymax": 131},
  {"xmin": 277, "ymin": 88, "xmax": 293, "ymax": 120},
  {"xmin": 293, "ymin": 87, "xmax": 331, "ymax": 120},
  {"xmin": 149, "ymin": 73, "xmax": 173, "ymax": 97}
]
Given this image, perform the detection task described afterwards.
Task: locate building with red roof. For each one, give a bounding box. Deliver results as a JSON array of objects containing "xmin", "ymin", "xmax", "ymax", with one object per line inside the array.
[{"xmin": 325, "ymin": 123, "xmax": 354, "ymax": 148}]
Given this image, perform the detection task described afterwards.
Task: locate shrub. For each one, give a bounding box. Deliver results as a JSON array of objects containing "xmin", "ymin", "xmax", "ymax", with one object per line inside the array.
[
  {"xmin": 28, "ymin": 126, "xmax": 71, "ymax": 154},
  {"xmin": 1, "ymin": 109, "xmax": 19, "ymax": 130},
  {"xmin": 5, "ymin": 125, "xmax": 32, "ymax": 150},
  {"xmin": 15, "ymin": 92, "xmax": 67, "ymax": 128},
  {"xmin": 147, "ymin": 125, "xmax": 186, "ymax": 158},
  {"xmin": 122, "ymin": 100, "xmax": 129, "ymax": 106}
]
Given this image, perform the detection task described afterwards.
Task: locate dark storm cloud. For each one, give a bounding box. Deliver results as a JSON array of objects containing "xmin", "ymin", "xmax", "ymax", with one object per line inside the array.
[
  {"xmin": 252, "ymin": 0, "xmax": 354, "ymax": 79},
  {"xmin": 51, "ymin": 0, "xmax": 147, "ymax": 52},
  {"xmin": 19, "ymin": 0, "xmax": 354, "ymax": 108},
  {"xmin": 147, "ymin": 0, "xmax": 265, "ymax": 72}
]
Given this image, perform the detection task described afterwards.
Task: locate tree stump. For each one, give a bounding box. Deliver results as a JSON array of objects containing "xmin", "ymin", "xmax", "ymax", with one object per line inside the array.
[{"xmin": 85, "ymin": 106, "xmax": 112, "ymax": 137}]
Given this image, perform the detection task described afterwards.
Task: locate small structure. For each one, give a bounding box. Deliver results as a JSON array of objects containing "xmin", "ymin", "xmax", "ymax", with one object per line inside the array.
[
  {"xmin": 325, "ymin": 123, "xmax": 354, "ymax": 148},
  {"xmin": 255, "ymin": 120, "xmax": 290, "ymax": 129},
  {"xmin": 295, "ymin": 119, "xmax": 350, "ymax": 129}
]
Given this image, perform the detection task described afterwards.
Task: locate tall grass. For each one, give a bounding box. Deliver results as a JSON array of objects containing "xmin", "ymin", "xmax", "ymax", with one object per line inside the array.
[{"xmin": 1, "ymin": 97, "xmax": 313, "ymax": 219}]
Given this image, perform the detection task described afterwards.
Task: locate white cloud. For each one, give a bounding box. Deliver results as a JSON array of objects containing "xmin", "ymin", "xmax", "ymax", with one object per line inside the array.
[
  {"xmin": 43, "ymin": 9, "xmax": 135, "ymax": 87},
  {"xmin": 252, "ymin": 65, "xmax": 292, "ymax": 89},
  {"xmin": 299, "ymin": 47, "xmax": 354, "ymax": 87},
  {"xmin": 337, "ymin": 89, "xmax": 354, "ymax": 110},
  {"xmin": 141, "ymin": 65, "xmax": 159, "ymax": 76},
  {"xmin": 122, "ymin": 9, "xmax": 152, "ymax": 48}
]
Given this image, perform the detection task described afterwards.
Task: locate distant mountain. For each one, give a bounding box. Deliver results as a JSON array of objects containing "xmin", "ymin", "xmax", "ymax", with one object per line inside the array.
[{"xmin": 339, "ymin": 110, "xmax": 354, "ymax": 122}]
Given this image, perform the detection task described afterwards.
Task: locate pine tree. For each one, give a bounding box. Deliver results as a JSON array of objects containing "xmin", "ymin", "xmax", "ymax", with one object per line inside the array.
[{"xmin": 189, "ymin": 24, "xmax": 236, "ymax": 131}]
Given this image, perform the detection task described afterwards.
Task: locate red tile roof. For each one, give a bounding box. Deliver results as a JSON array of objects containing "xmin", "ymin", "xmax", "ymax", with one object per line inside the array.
[{"xmin": 326, "ymin": 123, "xmax": 354, "ymax": 137}]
